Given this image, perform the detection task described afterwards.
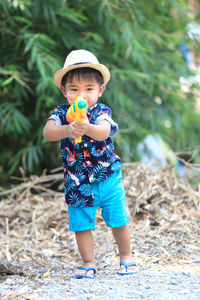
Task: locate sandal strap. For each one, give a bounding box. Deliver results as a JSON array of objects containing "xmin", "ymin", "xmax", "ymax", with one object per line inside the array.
[
  {"xmin": 78, "ymin": 266, "xmax": 96, "ymax": 275},
  {"xmin": 120, "ymin": 261, "xmax": 136, "ymax": 271}
]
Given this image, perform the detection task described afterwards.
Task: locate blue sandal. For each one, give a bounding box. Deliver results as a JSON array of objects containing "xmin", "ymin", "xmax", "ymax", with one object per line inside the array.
[
  {"xmin": 75, "ymin": 266, "xmax": 96, "ymax": 279},
  {"xmin": 118, "ymin": 261, "xmax": 137, "ymax": 275}
]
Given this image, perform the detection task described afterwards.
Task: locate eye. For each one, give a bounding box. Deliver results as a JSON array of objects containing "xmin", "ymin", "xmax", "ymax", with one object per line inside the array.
[
  {"xmin": 87, "ymin": 88, "xmax": 93, "ymax": 91},
  {"xmin": 71, "ymin": 88, "xmax": 78, "ymax": 92}
]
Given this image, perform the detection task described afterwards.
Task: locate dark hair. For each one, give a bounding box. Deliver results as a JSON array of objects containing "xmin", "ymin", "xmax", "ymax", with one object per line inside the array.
[{"xmin": 61, "ymin": 67, "xmax": 104, "ymax": 87}]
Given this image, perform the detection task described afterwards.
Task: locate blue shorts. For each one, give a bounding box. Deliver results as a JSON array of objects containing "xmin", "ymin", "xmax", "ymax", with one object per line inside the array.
[{"xmin": 68, "ymin": 169, "xmax": 129, "ymax": 231}]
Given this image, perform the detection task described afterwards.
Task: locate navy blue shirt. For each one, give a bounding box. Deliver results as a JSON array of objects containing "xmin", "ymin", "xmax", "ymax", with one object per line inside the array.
[{"xmin": 48, "ymin": 103, "xmax": 122, "ymax": 207}]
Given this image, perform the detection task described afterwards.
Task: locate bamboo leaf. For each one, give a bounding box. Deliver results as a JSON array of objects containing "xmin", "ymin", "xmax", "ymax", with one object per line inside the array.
[
  {"xmin": 2, "ymin": 76, "xmax": 14, "ymax": 86},
  {"xmin": 1, "ymin": 0, "xmax": 200, "ymax": 176}
]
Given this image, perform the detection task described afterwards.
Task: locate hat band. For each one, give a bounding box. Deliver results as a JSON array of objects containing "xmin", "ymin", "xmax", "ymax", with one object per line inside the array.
[{"xmin": 69, "ymin": 62, "xmax": 93, "ymax": 66}]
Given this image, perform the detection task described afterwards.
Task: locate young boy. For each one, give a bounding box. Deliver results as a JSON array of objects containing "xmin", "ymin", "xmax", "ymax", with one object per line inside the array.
[{"xmin": 43, "ymin": 49, "xmax": 137, "ymax": 278}]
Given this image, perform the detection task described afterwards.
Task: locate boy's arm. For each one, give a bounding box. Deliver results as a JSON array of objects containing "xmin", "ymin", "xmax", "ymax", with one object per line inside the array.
[
  {"xmin": 43, "ymin": 120, "xmax": 86, "ymax": 141},
  {"xmin": 86, "ymin": 120, "xmax": 111, "ymax": 141},
  {"xmin": 43, "ymin": 120, "xmax": 70, "ymax": 141}
]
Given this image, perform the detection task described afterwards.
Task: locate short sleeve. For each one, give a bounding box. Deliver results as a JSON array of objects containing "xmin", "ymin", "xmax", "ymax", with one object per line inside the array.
[
  {"xmin": 47, "ymin": 105, "xmax": 69, "ymax": 126},
  {"xmin": 96, "ymin": 105, "xmax": 118, "ymax": 137},
  {"xmin": 48, "ymin": 114, "xmax": 61, "ymax": 126}
]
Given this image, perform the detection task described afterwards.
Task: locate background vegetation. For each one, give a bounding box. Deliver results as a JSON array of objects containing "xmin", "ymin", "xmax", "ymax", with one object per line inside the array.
[{"xmin": 1, "ymin": 0, "xmax": 200, "ymax": 180}]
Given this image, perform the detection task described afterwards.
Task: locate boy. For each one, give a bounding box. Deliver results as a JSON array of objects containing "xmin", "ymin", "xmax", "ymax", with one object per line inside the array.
[{"xmin": 43, "ymin": 49, "xmax": 137, "ymax": 278}]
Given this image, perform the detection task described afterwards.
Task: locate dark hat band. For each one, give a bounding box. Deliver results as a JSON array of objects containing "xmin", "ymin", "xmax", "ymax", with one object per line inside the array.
[{"xmin": 70, "ymin": 62, "xmax": 92, "ymax": 66}]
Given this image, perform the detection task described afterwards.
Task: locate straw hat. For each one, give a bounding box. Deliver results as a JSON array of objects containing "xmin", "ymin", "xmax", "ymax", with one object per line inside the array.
[{"xmin": 54, "ymin": 49, "xmax": 110, "ymax": 88}]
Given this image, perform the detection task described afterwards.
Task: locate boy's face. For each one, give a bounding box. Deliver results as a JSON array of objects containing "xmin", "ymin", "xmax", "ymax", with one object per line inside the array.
[{"xmin": 60, "ymin": 76, "xmax": 106, "ymax": 108}]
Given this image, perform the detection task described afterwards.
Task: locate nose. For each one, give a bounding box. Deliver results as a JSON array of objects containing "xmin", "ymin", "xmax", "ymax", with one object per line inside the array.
[{"xmin": 79, "ymin": 91, "xmax": 86, "ymax": 98}]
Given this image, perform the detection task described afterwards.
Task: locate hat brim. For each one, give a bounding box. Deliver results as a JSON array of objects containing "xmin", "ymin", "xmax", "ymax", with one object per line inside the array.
[{"xmin": 54, "ymin": 63, "xmax": 110, "ymax": 88}]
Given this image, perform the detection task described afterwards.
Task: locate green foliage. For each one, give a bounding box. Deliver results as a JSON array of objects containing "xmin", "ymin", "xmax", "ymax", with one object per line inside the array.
[{"xmin": 0, "ymin": 0, "xmax": 200, "ymax": 177}]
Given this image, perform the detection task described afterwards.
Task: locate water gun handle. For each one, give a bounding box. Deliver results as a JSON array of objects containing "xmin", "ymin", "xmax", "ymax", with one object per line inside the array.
[
  {"xmin": 66, "ymin": 96, "xmax": 88, "ymax": 143},
  {"xmin": 75, "ymin": 136, "xmax": 82, "ymax": 143}
]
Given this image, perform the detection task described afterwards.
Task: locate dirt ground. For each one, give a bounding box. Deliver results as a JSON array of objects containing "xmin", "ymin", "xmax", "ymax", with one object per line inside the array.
[{"xmin": 0, "ymin": 163, "xmax": 200, "ymax": 299}]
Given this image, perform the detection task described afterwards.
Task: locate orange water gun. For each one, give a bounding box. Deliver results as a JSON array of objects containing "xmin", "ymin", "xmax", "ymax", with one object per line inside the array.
[{"xmin": 66, "ymin": 96, "xmax": 88, "ymax": 143}]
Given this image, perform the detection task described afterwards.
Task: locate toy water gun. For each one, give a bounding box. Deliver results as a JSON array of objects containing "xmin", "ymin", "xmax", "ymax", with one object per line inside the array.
[{"xmin": 66, "ymin": 96, "xmax": 88, "ymax": 143}]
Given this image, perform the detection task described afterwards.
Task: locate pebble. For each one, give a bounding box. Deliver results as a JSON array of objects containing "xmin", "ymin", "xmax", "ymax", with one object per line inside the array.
[
  {"xmin": 5, "ymin": 278, "xmax": 13, "ymax": 285},
  {"xmin": 0, "ymin": 269, "xmax": 200, "ymax": 299}
]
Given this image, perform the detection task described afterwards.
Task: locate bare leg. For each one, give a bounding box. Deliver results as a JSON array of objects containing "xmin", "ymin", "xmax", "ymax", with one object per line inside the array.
[
  {"xmin": 75, "ymin": 230, "xmax": 96, "ymax": 277},
  {"xmin": 112, "ymin": 224, "xmax": 138, "ymax": 273}
]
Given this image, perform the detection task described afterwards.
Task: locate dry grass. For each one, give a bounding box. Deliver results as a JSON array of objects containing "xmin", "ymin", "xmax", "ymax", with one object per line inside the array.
[{"xmin": 0, "ymin": 163, "xmax": 200, "ymax": 277}]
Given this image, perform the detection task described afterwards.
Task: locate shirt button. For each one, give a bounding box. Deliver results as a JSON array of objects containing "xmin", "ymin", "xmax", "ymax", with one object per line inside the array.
[{"xmin": 84, "ymin": 143, "xmax": 87, "ymax": 147}]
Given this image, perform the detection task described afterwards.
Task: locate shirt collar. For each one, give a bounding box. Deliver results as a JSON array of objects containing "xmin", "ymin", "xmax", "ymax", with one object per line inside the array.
[{"xmin": 87, "ymin": 103, "xmax": 98, "ymax": 113}]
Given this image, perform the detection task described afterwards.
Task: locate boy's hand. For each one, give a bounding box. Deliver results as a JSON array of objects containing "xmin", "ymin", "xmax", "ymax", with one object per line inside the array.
[{"xmin": 68, "ymin": 119, "xmax": 90, "ymax": 140}]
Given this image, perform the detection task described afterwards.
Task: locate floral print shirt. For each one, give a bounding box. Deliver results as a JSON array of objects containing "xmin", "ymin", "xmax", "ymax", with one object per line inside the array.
[{"xmin": 48, "ymin": 103, "xmax": 122, "ymax": 207}]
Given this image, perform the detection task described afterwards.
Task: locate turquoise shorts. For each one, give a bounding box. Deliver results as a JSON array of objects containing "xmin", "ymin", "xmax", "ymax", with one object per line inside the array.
[{"xmin": 68, "ymin": 169, "xmax": 129, "ymax": 231}]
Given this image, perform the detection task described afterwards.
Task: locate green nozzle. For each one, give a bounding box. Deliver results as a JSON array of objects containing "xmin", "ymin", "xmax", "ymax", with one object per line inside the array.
[{"xmin": 78, "ymin": 100, "xmax": 87, "ymax": 109}]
